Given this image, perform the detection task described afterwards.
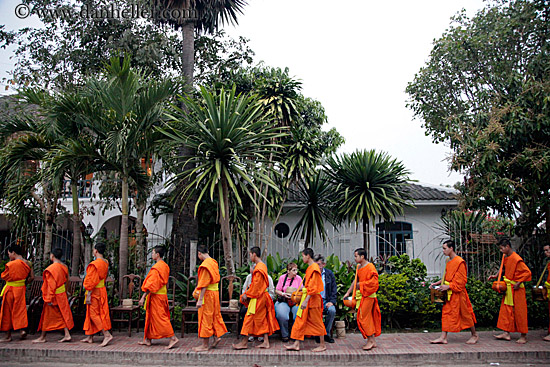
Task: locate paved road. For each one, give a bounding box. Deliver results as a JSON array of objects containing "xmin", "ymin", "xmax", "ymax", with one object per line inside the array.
[{"xmin": 4, "ymin": 363, "xmax": 549, "ymax": 367}]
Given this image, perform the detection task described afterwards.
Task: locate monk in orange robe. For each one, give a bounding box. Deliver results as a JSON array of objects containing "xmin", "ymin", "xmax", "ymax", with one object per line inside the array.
[
  {"xmin": 80, "ymin": 243, "xmax": 113, "ymax": 347},
  {"xmin": 285, "ymin": 248, "xmax": 326, "ymax": 353},
  {"xmin": 233, "ymin": 246, "xmax": 278, "ymax": 350},
  {"xmin": 0, "ymin": 244, "xmax": 32, "ymax": 342},
  {"xmin": 193, "ymin": 245, "xmax": 227, "ymax": 352},
  {"xmin": 430, "ymin": 240, "xmax": 478, "ymax": 344},
  {"xmin": 138, "ymin": 246, "xmax": 178, "ymax": 349},
  {"xmin": 344, "ymin": 248, "xmax": 382, "ymax": 350},
  {"xmin": 543, "ymin": 243, "xmax": 550, "ymax": 342},
  {"xmin": 489, "ymin": 238, "xmax": 531, "ymax": 344},
  {"xmin": 33, "ymin": 248, "xmax": 74, "ymax": 343}
]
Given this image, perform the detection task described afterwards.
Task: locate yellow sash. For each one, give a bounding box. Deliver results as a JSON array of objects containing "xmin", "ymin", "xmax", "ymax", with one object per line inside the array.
[
  {"xmin": 296, "ymin": 287, "xmax": 308, "ymax": 318},
  {"xmin": 355, "ymin": 289, "xmax": 377, "ymax": 310},
  {"xmin": 144, "ymin": 285, "xmax": 167, "ymax": 311},
  {"xmin": 443, "ymin": 280, "xmax": 452, "ymax": 301},
  {"xmin": 55, "ymin": 284, "xmax": 66, "ymax": 294},
  {"xmin": 0, "ymin": 279, "xmax": 26, "ymax": 297},
  {"xmin": 246, "ymin": 288, "xmax": 267, "ymax": 316},
  {"xmin": 206, "ymin": 282, "xmax": 219, "ymax": 291},
  {"xmin": 503, "ymin": 276, "xmax": 523, "ymax": 306},
  {"xmin": 545, "ymin": 281, "xmax": 550, "ymax": 302},
  {"xmin": 85, "ymin": 279, "xmax": 106, "ymax": 298}
]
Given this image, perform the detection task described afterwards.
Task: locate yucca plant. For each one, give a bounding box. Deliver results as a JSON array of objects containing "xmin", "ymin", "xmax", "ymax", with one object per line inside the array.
[
  {"xmin": 160, "ymin": 85, "xmax": 286, "ymax": 276},
  {"xmin": 325, "ymin": 149, "xmax": 413, "ymax": 258}
]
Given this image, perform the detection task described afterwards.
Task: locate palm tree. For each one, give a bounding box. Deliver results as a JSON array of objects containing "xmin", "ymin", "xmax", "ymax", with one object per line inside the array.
[
  {"xmin": 159, "ymin": 85, "xmax": 285, "ymax": 276},
  {"xmin": 325, "ymin": 149, "xmax": 413, "ymax": 259},
  {"xmin": 290, "ymin": 170, "xmax": 338, "ymax": 247},
  {"xmin": 80, "ymin": 56, "xmax": 177, "ymax": 291}
]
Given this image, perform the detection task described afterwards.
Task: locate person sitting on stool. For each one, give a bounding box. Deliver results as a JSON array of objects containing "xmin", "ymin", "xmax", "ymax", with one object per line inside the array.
[{"xmin": 314, "ymin": 254, "xmax": 336, "ymax": 343}]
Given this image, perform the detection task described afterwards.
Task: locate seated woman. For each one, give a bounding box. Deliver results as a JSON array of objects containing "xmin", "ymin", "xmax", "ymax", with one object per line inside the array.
[{"xmin": 274, "ymin": 263, "xmax": 302, "ymax": 342}]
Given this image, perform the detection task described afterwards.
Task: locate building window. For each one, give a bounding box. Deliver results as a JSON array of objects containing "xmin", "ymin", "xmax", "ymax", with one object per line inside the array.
[
  {"xmin": 274, "ymin": 223, "xmax": 290, "ymax": 238},
  {"xmin": 376, "ymin": 222, "xmax": 413, "ymax": 257}
]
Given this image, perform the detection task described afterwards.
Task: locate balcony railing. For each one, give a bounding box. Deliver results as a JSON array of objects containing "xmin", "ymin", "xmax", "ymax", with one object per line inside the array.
[{"xmin": 62, "ymin": 179, "xmax": 93, "ymax": 199}]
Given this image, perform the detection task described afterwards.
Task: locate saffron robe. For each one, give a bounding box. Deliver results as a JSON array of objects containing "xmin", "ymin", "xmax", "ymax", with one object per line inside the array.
[
  {"xmin": 83, "ymin": 259, "xmax": 111, "ymax": 335},
  {"xmin": 357, "ymin": 263, "xmax": 382, "ymax": 338},
  {"xmin": 142, "ymin": 260, "xmax": 174, "ymax": 340},
  {"xmin": 0, "ymin": 259, "xmax": 31, "ymax": 331},
  {"xmin": 496, "ymin": 252, "xmax": 531, "ymax": 334},
  {"xmin": 38, "ymin": 262, "xmax": 74, "ymax": 331},
  {"xmin": 240, "ymin": 261, "xmax": 279, "ymax": 336},
  {"xmin": 290, "ymin": 262, "xmax": 326, "ymax": 341},
  {"xmin": 441, "ymin": 256, "xmax": 476, "ymax": 332},
  {"xmin": 195, "ymin": 258, "xmax": 227, "ymax": 338}
]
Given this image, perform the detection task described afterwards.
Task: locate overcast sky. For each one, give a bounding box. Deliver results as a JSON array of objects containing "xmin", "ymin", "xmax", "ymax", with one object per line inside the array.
[{"xmin": 0, "ymin": 0, "xmax": 488, "ymax": 187}]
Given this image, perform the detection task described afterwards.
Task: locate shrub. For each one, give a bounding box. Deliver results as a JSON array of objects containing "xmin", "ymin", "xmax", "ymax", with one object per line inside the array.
[{"xmin": 465, "ymin": 277, "xmax": 500, "ymax": 326}]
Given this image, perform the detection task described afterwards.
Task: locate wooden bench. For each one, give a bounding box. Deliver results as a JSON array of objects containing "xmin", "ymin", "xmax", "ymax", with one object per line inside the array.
[
  {"xmin": 26, "ymin": 276, "xmax": 44, "ymax": 333},
  {"xmin": 219, "ymin": 275, "xmax": 241, "ymax": 334},
  {"xmin": 180, "ymin": 276, "xmax": 198, "ymax": 337}
]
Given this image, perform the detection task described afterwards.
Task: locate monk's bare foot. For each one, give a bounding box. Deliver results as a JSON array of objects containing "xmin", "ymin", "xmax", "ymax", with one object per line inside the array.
[
  {"xmin": 80, "ymin": 336, "xmax": 93, "ymax": 343},
  {"xmin": 284, "ymin": 343, "xmax": 300, "ymax": 351},
  {"xmin": 516, "ymin": 337, "xmax": 527, "ymax": 344},
  {"xmin": 430, "ymin": 337, "xmax": 447, "ymax": 344},
  {"xmin": 494, "ymin": 333, "xmax": 511, "ymax": 341},
  {"xmin": 193, "ymin": 346, "xmax": 209, "ymax": 352},
  {"xmin": 32, "ymin": 337, "xmax": 46, "ymax": 343},
  {"xmin": 543, "ymin": 334, "xmax": 550, "ymax": 342},
  {"xmin": 100, "ymin": 335, "xmax": 113, "ymax": 347},
  {"xmin": 58, "ymin": 335, "xmax": 71, "ymax": 343},
  {"xmin": 211, "ymin": 337, "xmax": 222, "ymax": 349},
  {"xmin": 166, "ymin": 337, "xmax": 178, "ymax": 349},
  {"xmin": 138, "ymin": 339, "xmax": 152, "ymax": 346},
  {"xmin": 312, "ymin": 346, "xmax": 326, "ymax": 352},
  {"xmin": 0, "ymin": 337, "xmax": 12, "ymax": 343},
  {"xmin": 466, "ymin": 335, "xmax": 479, "ymax": 344},
  {"xmin": 232, "ymin": 341, "xmax": 248, "ymax": 350},
  {"xmin": 363, "ymin": 340, "xmax": 376, "ymax": 350},
  {"xmin": 20, "ymin": 331, "xmax": 27, "ymax": 340},
  {"xmin": 255, "ymin": 341, "xmax": 270, "ymax": 349}
]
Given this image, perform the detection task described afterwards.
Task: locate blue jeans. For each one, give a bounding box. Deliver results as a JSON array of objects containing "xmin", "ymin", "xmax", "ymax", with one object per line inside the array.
[
  {"xmin": 275, "ymin": 301, "xmax": 298, "ymax": 338},
  {"xmin": 323, "ymin": 302, "xmax": 336, "ymax": 337}
]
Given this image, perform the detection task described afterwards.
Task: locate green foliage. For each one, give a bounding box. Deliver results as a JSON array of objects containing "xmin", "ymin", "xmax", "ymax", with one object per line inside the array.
[
  {"xmin": 387, "ymin": 254, "xmax": 427, "ymax": 280},
  {"xmin": 406, "ymin": 0, "xmax": 550, "ymax": 237},
  {"xmin": 465, "ymin": 277, "xmax": 501, "ymax": 326}
]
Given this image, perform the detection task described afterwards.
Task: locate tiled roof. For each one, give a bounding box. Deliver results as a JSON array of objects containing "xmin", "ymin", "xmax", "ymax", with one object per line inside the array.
[{"xmin": 405, "ymin": 183, "xmax": 456, "ymax": 201}]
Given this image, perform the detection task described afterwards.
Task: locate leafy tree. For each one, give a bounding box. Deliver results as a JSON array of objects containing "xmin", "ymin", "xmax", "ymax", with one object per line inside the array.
[
  {"xmin": 160, "ymin": 85, "xmax": 285, "ymax": 276},
  {"xmin": 325, "ymin": 150, "xmax": 413, "ymax": 258},
  {"xmin": 406, "ymin": 0, "xmax": 550, "ymax": 241}
]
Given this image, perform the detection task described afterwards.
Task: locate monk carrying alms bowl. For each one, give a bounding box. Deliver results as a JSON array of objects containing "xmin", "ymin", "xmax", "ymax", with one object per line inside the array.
[
  {"xmin": 532, "ymin": 286, "xmax": 546, "ymax": 302},
  {"xmin": 430, "ymin": 286, "xmax": 447, "ymax": 303},
  {"xmin": 492, "ymin": 280, "xmax": 507, "ymax": 294}
]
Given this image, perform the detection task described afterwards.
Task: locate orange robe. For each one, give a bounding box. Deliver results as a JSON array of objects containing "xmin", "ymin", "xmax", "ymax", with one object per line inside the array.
[
  {"xmin": 357, "ymin": 263, "xmax": 382, "ymax": 338},
  {"xmin": 37, "ymin": 262, "xmax": 74, "ymax": 331},
  {"xmin": 142, "ymin": 260, "xmax": 174, "ymax": 340},
  {"xmin": 441, "ymin": 256, "xmax": 476, "ymax": 332},
  {"xmin": 496, "ymin": 252, "xmax": 531, "ymax": 334},
  {"xmin": 83, "ymin": 259, "xmax": 111, "ymax": 335},
  {"xmin": 195, "ymin": 258, "xmax": 227, "ymax": 338},
  {"xmin": 290, "ymin": 262, "xmax": 326, "ymax": 341},
  {"xmin": 0, "ymin": 259, "xmax": 31, "ymax": 331},
  {"xmin": 240, "ymin": 262, "xmax": 278, "ymax": 336}
]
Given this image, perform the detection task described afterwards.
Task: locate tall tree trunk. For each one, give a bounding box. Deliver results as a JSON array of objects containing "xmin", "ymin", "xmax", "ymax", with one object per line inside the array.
[
  {"xmin": 42, "ymin": 193, "xmax": 57, "ymax": 270},
  {"xmin": 546, "ymin": 202, "xmax": 550, "ymax": 245},
  {"xmin": 70, "ymin": 181, "xmax": 82, "ymax": 276},
  {"xmin": 119, "ymin": 176, "xmax": 129, "ymax": 296},
  {"xmin": 362, "ymin": 218, "xmax": 369, "ymax": 259},
  {"xmin": 170, "ymin": 20, "xmax": 199, "ymax": 277},
  {"xmin": 221, "ymin": 177, "xmax": 235, "ymax": 276},
  {"xmin": 136, "ymin": 200, "xmax": 146, "ymax": 275}
]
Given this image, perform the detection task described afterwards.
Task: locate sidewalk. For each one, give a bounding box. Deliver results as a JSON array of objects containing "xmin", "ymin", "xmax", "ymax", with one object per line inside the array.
[{"xmin": 1, "ymin": 330, "xmax": 549, "ymax": 366}]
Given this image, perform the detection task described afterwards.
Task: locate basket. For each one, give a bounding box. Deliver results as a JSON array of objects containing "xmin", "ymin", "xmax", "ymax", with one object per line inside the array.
[
  {"xmin": 430, "ymin": 288, "xmax": 446, "ymax": 303},
  {"xmin": 291, "ymin": 290, "xmax": 303, "ymax": 304},
  {"xmin": 343, "ymin": 296, "xmax": 356, "ymax": 308},
  {"xmin": 532, "ymin": 287, "xmax": 547, "ymax": 302}
]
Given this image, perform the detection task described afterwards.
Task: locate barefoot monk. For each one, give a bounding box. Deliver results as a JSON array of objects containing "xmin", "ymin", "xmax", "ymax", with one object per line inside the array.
[
  {"xmin": 285, "ymin": 248, "xmax": 327, "ymax": 353},
  {"xmin": 80, "ymin": 243, "xmax": 113, "ymax": 347},
  {"xmin": 232, "ymin": 246, "xmax": 278, "ymax": 350},
  {"xmin": 430, "ymin": 240, "xmax": 478, "ymax": 345},
  {"xmin": 33, "ymin": 248, "xmax": 74, "ymax": 343},
  {"xmin": 489, "ymin": 238, "xmax": 531, "ymax": 344},
  {"xmin": 0, "ymin": 244, "xmax": 33, "ymax": 342},
  {"xmin": 193, "ymin": 245, "xmax": 227, "ymax": 352},
  {"xmin": 138, "ymin": 246, "xmax": 178, "ymax": 349},
  {"xmin": 344, "ymin": 248, "xmax": 381, "ymax": 350}
]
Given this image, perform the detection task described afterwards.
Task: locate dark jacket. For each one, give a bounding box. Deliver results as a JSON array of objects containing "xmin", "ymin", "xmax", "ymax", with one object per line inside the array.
[{"xmin": 321, "ymin": 268, "xmax": 337, "ymax": 305}]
